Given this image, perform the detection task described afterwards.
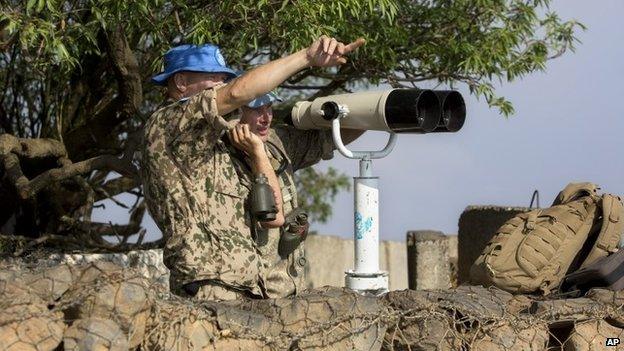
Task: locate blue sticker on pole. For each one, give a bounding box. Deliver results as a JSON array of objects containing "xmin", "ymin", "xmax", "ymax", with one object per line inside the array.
[{"xmin": 355, "ymin": 212, "xmax": 373, "ymax": 240}]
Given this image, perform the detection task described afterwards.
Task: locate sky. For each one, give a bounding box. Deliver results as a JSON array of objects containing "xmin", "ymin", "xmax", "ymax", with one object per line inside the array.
[{"xmin": 93, "ymin": 0, "xmax": 624, "ymax": 243}]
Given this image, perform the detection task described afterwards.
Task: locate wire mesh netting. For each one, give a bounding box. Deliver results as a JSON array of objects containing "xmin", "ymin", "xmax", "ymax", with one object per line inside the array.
[{"xmin": 1, "ymin": 258, "xmax": 623, "ymax": 350}]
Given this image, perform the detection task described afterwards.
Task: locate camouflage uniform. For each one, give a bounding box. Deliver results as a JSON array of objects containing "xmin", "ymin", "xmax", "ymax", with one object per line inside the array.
[{"xmin": 141, "ymin": 85, "xmax": 334, "ymax": 299}]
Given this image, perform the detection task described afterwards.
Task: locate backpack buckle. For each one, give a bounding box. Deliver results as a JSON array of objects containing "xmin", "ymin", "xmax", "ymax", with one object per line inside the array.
[{"xmin": 525, "ymin": 211, "xmax": 539, "ymax": 230}]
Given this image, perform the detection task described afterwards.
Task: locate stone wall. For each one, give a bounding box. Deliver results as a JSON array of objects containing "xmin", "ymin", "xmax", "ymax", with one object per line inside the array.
[
  {"xmin": 13, "ymin": 200, "xmax": 552, "ymax": 292},
  {"xmin": 25, "ymin": 233, "xmax": 458, "ymax": 294},
  {"xmin": 304, "ymin": 234, "xmax": 409, "ymax": 291},
  {"xmin": 18, "ymin": 201, "xmax": 543, "ymax": 293},
  {"xmin": 305, "ymin": 233, "xmax": 457, "ymax": 291}
]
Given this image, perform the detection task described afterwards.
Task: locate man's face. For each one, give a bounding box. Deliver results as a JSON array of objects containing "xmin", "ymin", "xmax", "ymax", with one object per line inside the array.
[
  {"xmin": 183, "ymin": 71, "xmax": 228, "ymax": 91},
  {"xmin": 240, "ymin": 104, "xmax": 273, "ymax": 142},
  {"xmin": 169, "ymin": 71, "xmax": 228, "ymax": 98}
]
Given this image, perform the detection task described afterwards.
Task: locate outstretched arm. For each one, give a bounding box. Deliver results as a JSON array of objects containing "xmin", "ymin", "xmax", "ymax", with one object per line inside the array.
[{"xmin": 216, "ymin": 36, "xmax": 366, "ymax": 115}]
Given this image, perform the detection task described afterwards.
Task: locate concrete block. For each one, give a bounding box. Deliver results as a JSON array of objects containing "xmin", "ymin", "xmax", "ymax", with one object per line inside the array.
[
  {"xmin": 305, "ymin": 235, "xmax": 354, "ymax": 289},
  {"xmin": 305, "ymin": 235, "xmax": 408, "ymax": 291},
  {"xmin": 447, "ymin": 235, "xmax": 457, "ymax": 263},
  {"xmin": 380, "ymin": 240, "xmax": 408, "ymax": 291},
  {"xmin": 406, "ymin": 231, "xmax": 450, "ymax": 290},
  {"xmin": 447, "ymin": 235, "xmax": 458, "ymax": 287},
  {"xmin": 457, "ymin": 206, "xmax": 529, "ymax": 284}
]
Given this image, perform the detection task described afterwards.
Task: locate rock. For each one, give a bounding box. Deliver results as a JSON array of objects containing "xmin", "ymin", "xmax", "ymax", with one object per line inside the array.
[
  {"xmin": 471, "ymin": 324, "xmax": 548, "ymax": 350},
  {"xmin": 229, "ymin": 286, "xmax": 387, "ymax": 351},
  {"xmin": 585, "ymin": 289, "xmax": 624, "ymax": 327},
  {"xmin": 146, "ymin": 287, "xmax": 385, "ymax": 351},
  {"xmin": 67, "ymin": 264, "xmax": 152, "ymax": 349},
  {"xmin": 63, "ymin": 318, "xmax": 128, "ymax": 351},
  {"xmin": 532, "ymin": 297, "xmax": 603, "ymax": 325},
  {"xmin": 143, "ymin": 297, "xmax": 223, "ymax": 350},
  {"xmin": 51, "ymin": 249, "xmax": 169, "ymax": 290},
  {"xmin": 0, "ymin": 292, "xmax": 65, "ymax": 351},
  {"xmin": 22, "ymin": 264, "xmax": 75, "ymax": 302},
  {"xmin": 383, "ymin": 289, "xmax": 459, "ymax": 350},
  {"xmin": 383, "ymin": 286, "xmax": 536, "ymax": 350},
  {"xmin": 4, "ymin": 249, "xmax": 624, "ymax": 351},
  {"xmin": 385, "ymin": 313, "xmax": 459, "ymax": 351},
  {"xmin": 0, "ymin": 263, "xmax": 76, "ymax": 303},
  {"xmin": 563, "ymin": 319, "xmax": 624, "ymax": 350}
]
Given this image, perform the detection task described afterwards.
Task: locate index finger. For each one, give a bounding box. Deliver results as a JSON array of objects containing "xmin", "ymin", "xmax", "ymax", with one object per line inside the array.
[
  {"xmin": 242, "ymin": 124, "xmax": 251, "ymax": 138},
  {"xmin": 343, "ymin": 38, "xmax": 366, "ymax": 54},
  {"xmin": 228, "ymin": 128, "xmax": 239, "ymax": 144}
]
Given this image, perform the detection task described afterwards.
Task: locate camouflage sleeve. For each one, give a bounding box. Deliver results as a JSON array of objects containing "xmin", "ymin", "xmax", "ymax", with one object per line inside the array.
[
  {"xmin": 183, "ymin": 83, "xmax": 230, "ymax": 133},
  {"xmin": 274, "ymin": 125, "xmax": 335, "ymax": 171},
  {"xmin": 168, "ymin": 84, "xmax": 230, "ymax": 176}
]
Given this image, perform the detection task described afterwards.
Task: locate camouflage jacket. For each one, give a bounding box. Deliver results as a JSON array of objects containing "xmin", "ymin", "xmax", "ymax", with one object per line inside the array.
[
  {"xmin": 141, "ymin": 85, "xmax": 334, "ymax": 297},
  {"xmin": 230, "ymin": 128, "xmax": 334, "ymax": 298}
]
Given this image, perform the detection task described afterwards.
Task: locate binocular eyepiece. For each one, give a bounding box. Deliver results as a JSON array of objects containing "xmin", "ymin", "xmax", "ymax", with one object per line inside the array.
[{"xmin": 290, "ymin": 88, "xmax": 466, "ymax": 134}]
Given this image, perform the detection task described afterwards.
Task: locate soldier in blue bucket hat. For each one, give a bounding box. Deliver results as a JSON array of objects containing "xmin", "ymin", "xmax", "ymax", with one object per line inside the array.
[
  {"xmin": 151, "ymin": 44, "xmax": 237, "ymax": 86},
  {"xmin": 141, "ymin": 36, "xmax": 366, "ymax": 301}
]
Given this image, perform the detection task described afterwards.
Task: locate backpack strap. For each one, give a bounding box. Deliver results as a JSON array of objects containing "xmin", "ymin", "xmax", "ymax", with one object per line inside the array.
[
  {"xmin": 581, "ymin": 194, "xmax": 624, "ymax": 267},
  {"xmin": 552, "ymin": 182, "xmax": 599, "ymax": 206}
]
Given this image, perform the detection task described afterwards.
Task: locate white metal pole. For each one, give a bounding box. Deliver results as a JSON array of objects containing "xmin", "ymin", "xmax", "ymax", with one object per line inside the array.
[
  {"xmin": 354, "ymin": 159, "xmax": 380, "ymax": 274},
  {"xmin": 330, "ymin": 111, "xmax": 390, "ymax": 294}
]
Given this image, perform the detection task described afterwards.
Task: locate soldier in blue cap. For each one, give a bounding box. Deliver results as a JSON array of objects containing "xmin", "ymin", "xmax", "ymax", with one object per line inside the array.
[{"xmin": 141, "ymin": 36, "xmax": 365, "ymax": 300}]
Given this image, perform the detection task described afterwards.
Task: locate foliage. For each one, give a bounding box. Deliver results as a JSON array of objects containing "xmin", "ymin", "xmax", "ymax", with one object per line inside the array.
[
  {"xmin": 0, "ymin": 0, "xmax": 583, "ymax": 243},
  {"xmin": 295, "ymin": 167, "xmax": 351, "ymax": 223}
]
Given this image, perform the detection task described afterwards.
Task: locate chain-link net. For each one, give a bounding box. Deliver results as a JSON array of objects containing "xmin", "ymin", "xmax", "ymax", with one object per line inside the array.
[
  {"xmin": 1, "ymin": 259, "xmax": 624, "ymax": 350},
  {"xmin": 63, "ymin": 318, "xmax": 129, "ymax": 351}
]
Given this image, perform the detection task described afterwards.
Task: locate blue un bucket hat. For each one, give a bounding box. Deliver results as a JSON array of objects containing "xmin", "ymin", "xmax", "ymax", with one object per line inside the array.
[
  {"xmin": 151, "ymin": 44, "xmax": 237, "ymax": 85},
  {"xmin": 247, "ymin": 91, "xmax": 283, "ymax": 108}
]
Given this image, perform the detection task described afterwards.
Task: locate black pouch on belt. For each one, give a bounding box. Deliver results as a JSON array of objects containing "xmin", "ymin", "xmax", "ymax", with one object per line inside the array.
[{"xmin": 278, "ymin": 210, "xmax": 309, "ymax": 258}]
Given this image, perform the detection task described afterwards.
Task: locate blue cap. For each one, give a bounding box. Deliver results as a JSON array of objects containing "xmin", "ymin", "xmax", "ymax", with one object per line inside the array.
[
  {"xmin": 151, "ymin": 44, "xmax": 237, "ymax": 85},
  {"xmin": 247, "ymin": 92, "xmax": 283, "ymax": 108}
]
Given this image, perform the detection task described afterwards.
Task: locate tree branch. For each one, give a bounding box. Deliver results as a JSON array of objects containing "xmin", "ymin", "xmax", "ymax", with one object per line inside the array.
[
  {"xmin": 308, "ymin": 77, "xmax": 350, "ymax": 100},
  {"xmin": 0, "ymin": 134, "xmax": 138, "ymax": 201},
  {"xmin": 105, "ymin": 24, "xmax": 142, "ymax": 119},
  {"xmin": 3, "ymin": 232, "xmax": 163, "ymax": 256},
  {"xmin": 62, "ymin": 25, "xmax": 143, "ymax": 161},
  {"xmin": 0, "ymin": 104, "xmax": 13, "ymax": 134},
  {"xmin": 94, "ymin": 176, "xmax": 139, "ymax": 202},
  {"xmin": 59, "ymin": 200, "xmax": 145, "ymax": 239},
  {"xmin": 24, "ymin": 155, "xmax": 137, "ymax": 199},
  {"xmin": 0, "ymin": 133, "xmax": 66, "ymax": 159},
  {"xmin": 281, "ymin": 84, "xmax": 330, "ymax": 90}
]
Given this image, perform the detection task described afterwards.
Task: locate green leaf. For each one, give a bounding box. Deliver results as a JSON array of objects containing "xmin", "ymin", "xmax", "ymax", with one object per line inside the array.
[
  {"xmin": 278, "ymin": 0, "xmax": 289, "ymax": 13},
  {"xmin": 26, "ymin": 0, "xmax": 37, "ymax": 13},
  {"xmin": 0, "ymin": 0, "xmax": 586, "ymax": 228},
  {"xmin": 36, "ymin": 0, "xmax": 45, "ymax": 12}
]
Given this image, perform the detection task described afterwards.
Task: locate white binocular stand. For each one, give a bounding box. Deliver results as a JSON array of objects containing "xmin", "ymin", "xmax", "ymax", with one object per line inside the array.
[
  {"xmin": 298, "ymin": 89, "xmax": 465, "ymax": 294},
  {"xmin": 329, "ymin": 106, "xmax": 397, "ymax": 295}
]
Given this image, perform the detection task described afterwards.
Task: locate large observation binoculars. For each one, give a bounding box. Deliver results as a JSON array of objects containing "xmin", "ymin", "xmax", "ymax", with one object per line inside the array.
[{"xmin": 290, "ymin": 88, "xmax": 466, "ymax": 133}]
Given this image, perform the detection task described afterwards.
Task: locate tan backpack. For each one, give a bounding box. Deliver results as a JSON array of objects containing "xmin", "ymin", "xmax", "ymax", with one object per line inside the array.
[{"xmin": 470, "ymin": 183, "xmax": 624, "ymax": 294}]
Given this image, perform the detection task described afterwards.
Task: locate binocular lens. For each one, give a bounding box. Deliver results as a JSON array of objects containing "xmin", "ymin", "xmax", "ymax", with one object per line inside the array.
[
  {"xmin": 385, "ymin": 89, "xmax": 440, "ymax": 133},
  {"xmin": 435, "ymin": 91, "xmax": 466, "ymax": 132}
]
